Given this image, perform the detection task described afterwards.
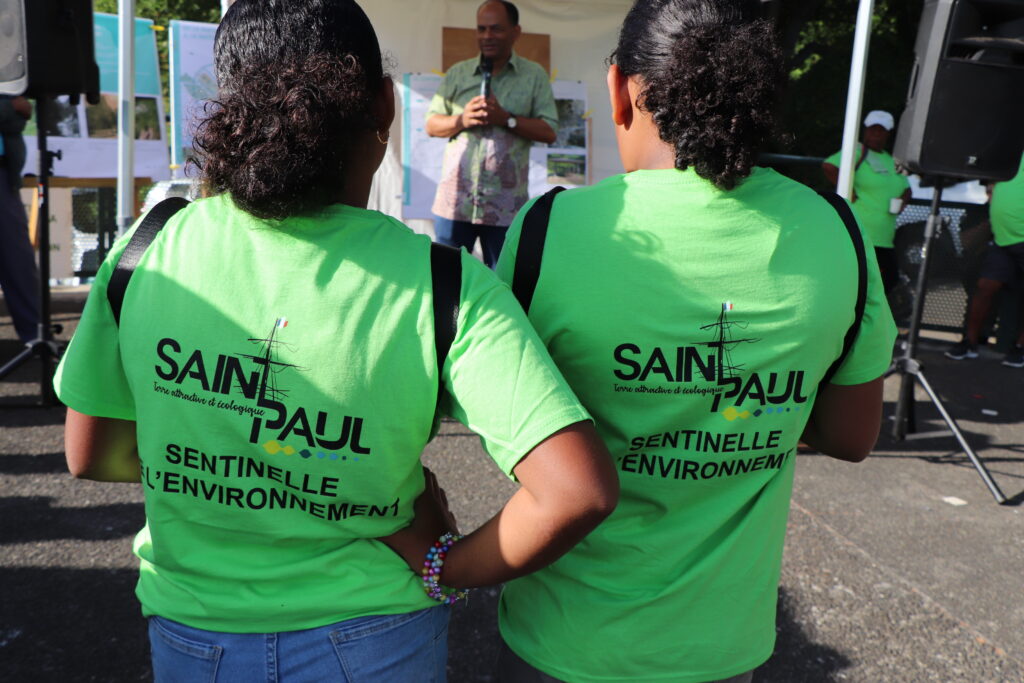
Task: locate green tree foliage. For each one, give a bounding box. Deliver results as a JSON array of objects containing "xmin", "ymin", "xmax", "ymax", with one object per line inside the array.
[
  {"xmin": 769, "ymin": 0, "xmax": 924, "ymax": 165},
  {"xmin": 93, "ymin": 0, "xmax": 221, "ymax": 103}
]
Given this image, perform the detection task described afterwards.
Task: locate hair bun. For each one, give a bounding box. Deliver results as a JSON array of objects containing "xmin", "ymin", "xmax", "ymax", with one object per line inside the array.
[
  {"xmin": 614, "ymin": 0, "xmax": 783, "ymax": 189},
  {"xmin": 192, "ymin": 0, "xmax": 386, "ymax": 219},
  {"xmin": 193, "ymin": 54, "xmax": 375, "ymax": 220}
]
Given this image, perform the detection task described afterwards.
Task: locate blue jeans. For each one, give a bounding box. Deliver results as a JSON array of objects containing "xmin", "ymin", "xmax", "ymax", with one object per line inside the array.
[
  {"xmin": 149, "ymin": 605, "xmax": 450, "ymax": 682},
  {"xmin": 433, "ymin": 216, "xmax": 508, "ymax": 269}
]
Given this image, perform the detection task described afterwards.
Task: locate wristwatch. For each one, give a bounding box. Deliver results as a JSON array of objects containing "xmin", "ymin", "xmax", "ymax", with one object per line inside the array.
[{"xmin": 507, "ymin": 115, "xmax": 518, "ymax": 130}]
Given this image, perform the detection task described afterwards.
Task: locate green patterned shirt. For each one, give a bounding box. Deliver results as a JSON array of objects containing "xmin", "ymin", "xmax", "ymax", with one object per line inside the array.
[{"xmin": 428, "ymin": 53, "xmax": 557, "ymax": 226}]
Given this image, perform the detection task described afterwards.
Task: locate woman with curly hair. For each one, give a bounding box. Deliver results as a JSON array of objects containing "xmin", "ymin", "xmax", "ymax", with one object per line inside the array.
[
  {"xmin": 54, "ymin": 1, "xmax": 617, "ymax": 680},
  {"xmin": 495, "ymin": 1, "xmax": 895, "ymax": 681}
]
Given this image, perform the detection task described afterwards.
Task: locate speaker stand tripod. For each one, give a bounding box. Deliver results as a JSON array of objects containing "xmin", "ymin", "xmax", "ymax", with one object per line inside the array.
[
  {"xmin": 887, "ymin": 177, "xmax": 1007, "ymax": 504},
  {"xmin": 0, "ymin": 96, "xmax": 63, "ymax": 406}
]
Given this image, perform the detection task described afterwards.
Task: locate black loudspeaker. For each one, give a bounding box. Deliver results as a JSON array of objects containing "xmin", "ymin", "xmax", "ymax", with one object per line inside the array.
[
  {"xmin": 0, "ymin": 0, "xmax": 29, "ymax": 95},
  {"xmin": 894, "ymin": 0, "xmax": 1024, "ymax": 182},
  {"xmin": 0, "ymin": 0, "xmax": 99, "ymax": 104}
]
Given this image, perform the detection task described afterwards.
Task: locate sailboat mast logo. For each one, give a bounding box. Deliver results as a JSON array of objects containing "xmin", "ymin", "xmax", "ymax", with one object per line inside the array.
[
  {"xmin": 701, "ymin": 301, "xmax": 757, "ymax": 387},
  {"xmin": 611, "ymin": 303, "xmax": 809, "ymax": 415},
  {"xmin": 246, "ymin": 319, "xmax": 372, "ymax": 454},
  {"xmin": 244, "ymin": 317, "xmax": 302, "ymax": 424}
]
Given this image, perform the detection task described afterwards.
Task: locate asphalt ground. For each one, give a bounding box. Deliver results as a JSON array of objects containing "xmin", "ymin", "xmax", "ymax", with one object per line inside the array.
[{"xmin": 1, "ymin": 289, "xmax": 1022, "ymax": 682}]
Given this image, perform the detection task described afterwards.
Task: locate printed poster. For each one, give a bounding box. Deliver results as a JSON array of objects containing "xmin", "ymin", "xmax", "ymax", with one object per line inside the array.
[
  {"xmin": 23, "ymin": 14, "xmax": 170, "ymax": 181},
  {"xmin": 169, "ymin": 20, "xmax": 219, "ymax": 171},
  {"xmin": 528, "ymin": 79, "xmax": 589, "ymax": 193}
]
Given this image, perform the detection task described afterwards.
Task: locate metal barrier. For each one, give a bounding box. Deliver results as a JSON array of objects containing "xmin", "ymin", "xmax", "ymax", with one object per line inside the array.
[
  {"xmin": 760, "ymin": 154, "xmax": 1020, "ymax": 347},
  {"xmin": 70, "ymin": 186, "xmax": 116, "ymax": 277},
  {"xmin": 66, "ymin": 179, "xmax": 196, "ymax": 279},
  {"xmin": 22, "ymin": 177, "xmax": 150, "ymax": 282},
  {"xmin": 891, "ymin": 198, "xmax": 991, "ymax": 334}
]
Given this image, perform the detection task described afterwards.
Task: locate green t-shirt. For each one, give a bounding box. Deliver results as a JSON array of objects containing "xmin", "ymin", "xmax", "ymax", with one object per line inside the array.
[
  {"xmin": 825, "ymin": 146, "xmax": 909, "ymax": 248},
  {"xmin": 54, "ymin": 194, "xmax": 589, "ymax": 633},
  {"xmin": 495, "ymin": 167, "xmax": 896, "ymax": 683},
  {"xmin": 990, "ymin": 155, "xmax": 1024, "ymax": 247}
]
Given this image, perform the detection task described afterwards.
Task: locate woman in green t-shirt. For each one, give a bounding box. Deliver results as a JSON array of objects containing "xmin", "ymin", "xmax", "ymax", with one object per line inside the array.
[
  {"xmin": 56, "ymin": 1, "xmax": 617, "ymax": 681},
  {"xmin": 494, "ymin": 1, "xmax": 895, "ymax": 682},
  {"xmin": 822, "ymin": 110, "xmax": 912, "ymax": 294}
]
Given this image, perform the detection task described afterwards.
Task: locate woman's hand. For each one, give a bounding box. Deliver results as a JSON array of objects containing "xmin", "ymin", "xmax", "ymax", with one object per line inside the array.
[
  {"xmin": 439, "ymin": 421, "xmax": 618, "ymax": 589},
  {"xmin": 380, "ymin": 422, "xmax": 617, "ymax": 590},
  {"xmin": 376, "ymin": 467, "xmax": 458, "ymax": 573}
]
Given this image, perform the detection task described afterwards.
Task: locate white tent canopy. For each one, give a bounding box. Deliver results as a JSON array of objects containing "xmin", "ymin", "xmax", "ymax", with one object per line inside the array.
[{"xmin": 115, "ymin": 0, "xmax": 874, "ymax": 230}]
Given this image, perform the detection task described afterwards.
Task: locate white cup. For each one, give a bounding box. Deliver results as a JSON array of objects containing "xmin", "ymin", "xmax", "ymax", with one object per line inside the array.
[{"xmin": 889, "ymin": 197, "xmax": 903, "ymax": 214}]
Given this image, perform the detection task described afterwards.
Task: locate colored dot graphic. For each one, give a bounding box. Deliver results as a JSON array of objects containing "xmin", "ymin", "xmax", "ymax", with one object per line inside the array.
[
  {"xmin": 721, "ymin": 405, "xmax": 800, "ymax": 420},
  {"xmin": 263, "ymin": 440, "xmax": 296, "ymax": 456},
  {"xmin": 262, "ymin": 440, "xmax": 360, "ymax": 463},
  {"xmin": 721, "ymin": 406, "xmax": 752, "ymax": 421}
]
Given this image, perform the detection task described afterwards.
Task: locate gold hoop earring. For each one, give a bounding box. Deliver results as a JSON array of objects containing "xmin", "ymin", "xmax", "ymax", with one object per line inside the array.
[{"xmin": 376, "ymin": 129, "xmax": 390, "ymax": 145}]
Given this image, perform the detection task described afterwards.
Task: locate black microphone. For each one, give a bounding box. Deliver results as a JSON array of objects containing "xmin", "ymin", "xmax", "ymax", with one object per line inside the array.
[{"xmin": 480, "ymin": 57, "xmax": 493, "ymax": 98}]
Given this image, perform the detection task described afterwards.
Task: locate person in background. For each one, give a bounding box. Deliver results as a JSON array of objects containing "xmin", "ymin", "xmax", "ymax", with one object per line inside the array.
[
  {"xmin": 426, "ymin": 0, "xmax": 557, "ymax": 268},
  {"xmin": 54, "ymin": 1, "xmax": 616, "ymax": 681},
  {"xmin": 823, "ymin": 109, "xmax": 912, "ymax": 296},
  {"xmin": 0, "ymin": 95, "xmax": 41, "ymax": 345},
  {"xmin": 945, "ymin": 155, "xmax": 1024, "ymax": 367},
  {"xmin": 495, "ymin": 1, "xmax": 895, "ymax": 681}
]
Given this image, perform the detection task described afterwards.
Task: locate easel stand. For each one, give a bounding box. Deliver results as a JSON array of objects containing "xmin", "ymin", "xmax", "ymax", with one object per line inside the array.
[
  {"xmin": 0, "ymin": 97, "xmax": 63, "ymax": 405},
  {"xmin": 887, "ymin": 177, "xmax": 1007, "ymax": 504}
]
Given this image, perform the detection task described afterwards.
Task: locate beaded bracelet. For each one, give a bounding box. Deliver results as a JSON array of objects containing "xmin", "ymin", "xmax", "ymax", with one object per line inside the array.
[{"xmin": 421, "ymin": 532, "xmax": 470, "ymax": 604}]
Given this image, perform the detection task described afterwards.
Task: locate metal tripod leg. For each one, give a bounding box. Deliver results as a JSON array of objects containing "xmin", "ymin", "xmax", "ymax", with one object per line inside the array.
[
  {"xmin": 0, "ymin": 344, "xmax": 37, "ymax": 378},
  {"xmin": 0, "ymin": 336, "xmax": 62, "ymax": 405},
  {"xmin": 899, "ymin": 357, "xmax": 1007, "ymax": 504},
  {"xmin": 888, "ymin": 179, "xmax": 1008, "ymax": 504}
]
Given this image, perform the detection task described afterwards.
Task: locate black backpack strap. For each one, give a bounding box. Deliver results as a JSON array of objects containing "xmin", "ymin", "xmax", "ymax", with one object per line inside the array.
[
  {"xmin": 107, "ymin": 197, "xmax": 190, "ymax": 326},
  {"xmin": 817, "ymin": 191, "xmax": 868, "ymax": 387},
  {"xmin": 430, "ymin": 242, "xmax": 462, "ymax": 406},
  {"xmin": 512, "ymin": 186, "xmax": 565, "ymax": 313}
]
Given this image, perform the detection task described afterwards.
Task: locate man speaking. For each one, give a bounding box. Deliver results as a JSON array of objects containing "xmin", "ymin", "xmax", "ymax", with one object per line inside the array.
[{"xmin": 426, "ymin": 0, "xmax": 557, "ymax": 268}]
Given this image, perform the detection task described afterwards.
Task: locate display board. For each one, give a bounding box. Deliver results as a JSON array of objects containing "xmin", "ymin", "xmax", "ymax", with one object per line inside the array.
[
  {"xmin": 23, "ymin": 14, "xmax": 170, "ymax": 181},
  {"xmin": 400, "ymin": 74, "xmax": 588, "ymax": 221},
  {"xmin": 532, "ymin": 79, "xmax": 589, "ymax": 191},
  {"xmin": 441, "ymin": 28, "xmax": 550, "ymax": 73},
  {"xmin": 169, "ymin": 20, "xmax": 219, "ymax": 171}
]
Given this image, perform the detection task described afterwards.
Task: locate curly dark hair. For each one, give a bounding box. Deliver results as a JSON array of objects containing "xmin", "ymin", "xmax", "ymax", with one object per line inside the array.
[
  {"xmin": 191, "ymin": 0, "xmax": 385, "ymax": 220},
  {"xmin": 612, "ymin": 0, "xmax": 783, "ymax": 190}
]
